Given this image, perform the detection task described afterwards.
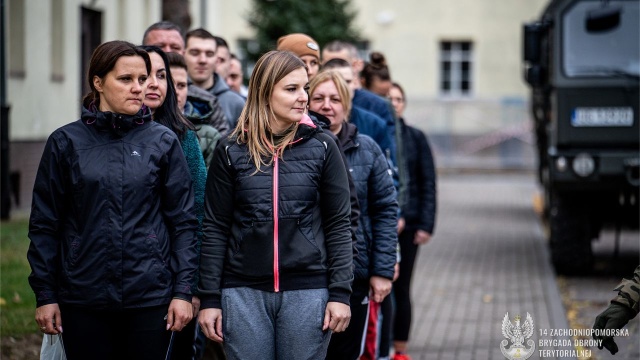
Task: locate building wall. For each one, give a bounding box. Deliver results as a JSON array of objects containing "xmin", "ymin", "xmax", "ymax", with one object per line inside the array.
[
  {"xmin": 193, "ymin": 0, "xmax": 547, "ymax": 136},
  {"xmin": 7, "ymin": 0, "xmax": 548, "ymax": 141},
  {"xmin": 7, "ymin": 0, "xmax": 161, "ymax": 141},
  {"xmin": 5, "ymin": 0, "xmax": 548, "ymax": 215},
  {"xmin": 194, "ymin": 0, "xmax": 546, "ymax": 98},
  {"xmin": 353, "ymin": 0, "xmax": 547, "ymax": 99},
  {"xmin": 5, "ymin": 0, "xmax": 161, "ymax": 216}
]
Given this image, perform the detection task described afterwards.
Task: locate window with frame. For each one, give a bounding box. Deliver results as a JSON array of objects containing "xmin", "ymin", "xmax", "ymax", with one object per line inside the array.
[{"xmin": 439, "ymin": 41, "xmax": 474, "ymax": 97}]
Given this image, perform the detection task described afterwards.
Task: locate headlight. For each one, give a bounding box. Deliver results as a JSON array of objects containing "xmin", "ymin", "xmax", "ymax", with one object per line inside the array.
[
  {"xmin": 556, "ymin": 156, "xmax": 568, "ymax": 172},
  {"xmin": 572, "ymin": 153, "xmax": 595, "ymax": 177}
]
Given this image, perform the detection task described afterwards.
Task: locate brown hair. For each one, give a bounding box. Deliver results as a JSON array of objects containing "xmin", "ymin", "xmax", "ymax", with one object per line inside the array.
[
  {"xmin": 361, "ymin": 51, "xmax": 391, "ymax": 89},
  {"xmin": 82, "ymin": 41, "xmax": 151, "ymax": 108},
  {"xmin": 391, "ymin": 82, "xmax": 405, "ymax": 100},
  {"xmin": 185, "ymin": 28, "xmax": 216, "ymax": 44},
  {"xmin": 166, "ymin": 52, "xmax": 187, "ymax": 71},
  {"xmin": 232, "ymin": 50, "xmax": 307, "ymax": 172}
]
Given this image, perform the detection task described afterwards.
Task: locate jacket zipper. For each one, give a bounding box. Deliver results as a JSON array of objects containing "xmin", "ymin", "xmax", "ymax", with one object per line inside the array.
[{"xmin": 273, "ymin": 154, "xmax": 280, "ymax": 292}]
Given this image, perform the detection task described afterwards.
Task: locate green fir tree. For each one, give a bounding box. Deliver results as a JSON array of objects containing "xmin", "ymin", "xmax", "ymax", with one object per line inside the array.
[{"xmin": 246, "ymin": 0, "xmax": 361, "ymax": 61}]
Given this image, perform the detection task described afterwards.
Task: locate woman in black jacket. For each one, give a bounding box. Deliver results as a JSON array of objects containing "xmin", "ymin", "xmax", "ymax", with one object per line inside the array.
[
  {"xmin": 28, "ymin": 41, "xmax": 198, "ymax": 359},
  {"xmin": 309, "ymin": 70, "xmax": 398, "ymax": 360},
  {"xmin": 388, "ymin": 82, "xmax": 437, "ymax": 360},
  {"xmin": 197, "ymin": 50, "xmax": 353, "ymax": 360}
]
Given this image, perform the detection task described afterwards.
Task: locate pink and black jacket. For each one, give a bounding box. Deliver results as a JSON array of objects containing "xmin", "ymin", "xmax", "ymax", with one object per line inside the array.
[{"xmin": 199, "ymin": 117, "xmax": 354, "ymax": 309}]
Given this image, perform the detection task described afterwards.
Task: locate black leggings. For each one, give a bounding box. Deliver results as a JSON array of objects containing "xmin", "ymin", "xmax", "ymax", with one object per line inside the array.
[
  {"xmin": 326, "ymin": 286, "xmax": 370, "ymax": 360},
  {"xmin": 60, "ymin": 304, "xmax": 171, "ymax": 360},
  {"xmin": 393, "ymin": 230, "xmax": 420, "ymax": 341}
]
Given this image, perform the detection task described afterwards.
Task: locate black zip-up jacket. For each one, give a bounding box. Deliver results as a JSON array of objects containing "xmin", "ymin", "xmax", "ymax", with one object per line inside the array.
[
  {"xmin": 399, "ymin": 118, "xmax": 437, "ymax": 234},
  {"xmin": 27, "ymin": 105, "xmax": 198, "ymax": 309},
  {"xmin": 337, "ymin": 123, "xmax": 398, "ymax": 286},
  {"xmin": 199, "ymin": 116, "xmax": 353, "ymax": 309}
]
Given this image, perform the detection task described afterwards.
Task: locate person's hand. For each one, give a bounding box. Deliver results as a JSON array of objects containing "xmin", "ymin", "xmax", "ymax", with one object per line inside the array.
[
  {"xmin": 36, "ymin": 303, "xmax": 62, "ymax": 335},
  {"xmin": 166, "ymin": 298, "xmax": 193, "ymax": 332},
  {"xmin": 369, "ymin": 276, "xmax": 392, "ymax": 303},
  {"xmin": 192, "ymin": 296, "xmax": 201, "ymax": 317},
  {"xmin": 397, "ymin": 217, "xmax": 406, "ymax": 234},
  {"xmin": 198, "ymin": 308, "xmax": 224, "ymax": 342},
  {"xmin": 323, "ymin": 302, "xmax": 351, "ymax": 333},
  {"xmin": 414, "ymin": 230, "xmax": 431, "ymax": 245},
  {"xmin": 593, "ymin": 302, "xmax": 634, "ymax": 355},
  {"xmin": 393, "ymin": 263, "xmax": 400, "ymax": 282}
]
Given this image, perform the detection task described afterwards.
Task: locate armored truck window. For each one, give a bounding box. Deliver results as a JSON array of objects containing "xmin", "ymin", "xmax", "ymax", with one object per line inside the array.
[{"xmin": 562, "ymin": 1, "xmax": 640, "ymax": 77}]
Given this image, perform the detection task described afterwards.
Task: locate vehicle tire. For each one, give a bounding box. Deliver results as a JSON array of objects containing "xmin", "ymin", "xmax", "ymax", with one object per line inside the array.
[{"xmin": 549, "ymin": 192, "xmax": 594, "ymax": 275}]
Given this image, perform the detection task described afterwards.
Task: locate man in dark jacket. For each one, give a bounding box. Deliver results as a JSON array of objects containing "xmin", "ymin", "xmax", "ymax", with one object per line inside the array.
[{"xmin": 184, "ymin": 29, "xmax": 246, "ymax": 128}]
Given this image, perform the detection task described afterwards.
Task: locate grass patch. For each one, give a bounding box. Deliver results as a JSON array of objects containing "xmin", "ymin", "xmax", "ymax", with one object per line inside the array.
[{"xmin": 1, "ymin": 219, "xmax": 38, "ymax": 337}]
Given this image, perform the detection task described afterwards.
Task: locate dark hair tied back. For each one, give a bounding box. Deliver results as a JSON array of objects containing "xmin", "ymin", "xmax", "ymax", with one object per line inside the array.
[
  {"xmin": 361, "ymin": 51, "xmax": 391, "ymax": 88},
  {"xmin": 369, "ymin": 52, "xmax": 387, "ymax": 68}
]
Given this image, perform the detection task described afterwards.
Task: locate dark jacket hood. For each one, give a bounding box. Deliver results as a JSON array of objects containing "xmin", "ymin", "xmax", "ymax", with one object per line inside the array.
[
  {"xmin": 308, "ymin": 110, "xmax": 331, "ymax": 130},
  {"xmin": 335, "ymin": 121, "xmax": 359, "ymax": 150},
  {"xmin": 184, "ymin": 94, "xmax": 215, "ymax": 125}
]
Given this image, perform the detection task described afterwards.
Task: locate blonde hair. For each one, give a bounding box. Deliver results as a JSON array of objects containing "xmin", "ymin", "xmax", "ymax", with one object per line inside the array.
[
  {"xmin": 308, "ymin": 70, "xmax": 352, "ymax": 121},
  {"xmin": 231, "ymin": 51, "xmax": 307, "ymax": 171}
]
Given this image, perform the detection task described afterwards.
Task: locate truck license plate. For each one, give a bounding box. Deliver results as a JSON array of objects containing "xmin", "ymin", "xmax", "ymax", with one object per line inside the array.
[{"xmin": 571, "ymin": 107, "xmax": 634, "ymax": 127}]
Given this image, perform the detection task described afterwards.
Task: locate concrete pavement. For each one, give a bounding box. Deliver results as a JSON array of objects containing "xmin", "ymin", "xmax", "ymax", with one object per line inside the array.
[{"xmin": 401, "ymin": 172, "xmax": 579, "ymax": 360}]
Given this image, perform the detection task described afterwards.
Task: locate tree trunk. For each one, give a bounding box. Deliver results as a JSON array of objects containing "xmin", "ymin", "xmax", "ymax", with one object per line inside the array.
[{"xmin": 162, "ymin": 0, "xmax": 191, "ymax": 32}]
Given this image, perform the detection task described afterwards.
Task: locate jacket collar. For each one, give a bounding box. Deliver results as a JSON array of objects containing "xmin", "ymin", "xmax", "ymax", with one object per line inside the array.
[
  {"xmin": 81, "ymin": 102, "xmax": 152, "ymax": 137},
  {"xmin": 336, "ymin": 121, "xmax": 358, "ymax": 150},
  {"xmin": 291, "ymin": 114, "xmax": 321, "ymax": 143}
]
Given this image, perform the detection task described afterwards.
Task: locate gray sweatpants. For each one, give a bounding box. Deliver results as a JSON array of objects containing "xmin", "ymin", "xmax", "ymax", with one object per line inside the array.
[{"xmin": 221, "ymin": 287, "xmax": 331, "ymax": 360}]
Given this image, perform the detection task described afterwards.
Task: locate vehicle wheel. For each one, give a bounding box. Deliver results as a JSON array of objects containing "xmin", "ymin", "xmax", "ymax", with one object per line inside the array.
[
  {"xmin": 541, "ymin": 166, "xmax": 551, "ymax": 220},
  {"xmin": 549, "ymin": 192, "xmax": 594, "ymax": 275}
]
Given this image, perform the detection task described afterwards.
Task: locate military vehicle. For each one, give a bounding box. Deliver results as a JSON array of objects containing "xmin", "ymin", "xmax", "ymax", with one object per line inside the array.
[{"xmin": 522, "ymin": 0, "xmax": 639, "ymax": 274}]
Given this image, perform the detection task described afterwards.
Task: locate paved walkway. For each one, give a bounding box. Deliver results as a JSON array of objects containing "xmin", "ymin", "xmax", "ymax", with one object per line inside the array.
[{"xmin": 403, "ymin": 172, "xmax": 575, "ymax": 360}]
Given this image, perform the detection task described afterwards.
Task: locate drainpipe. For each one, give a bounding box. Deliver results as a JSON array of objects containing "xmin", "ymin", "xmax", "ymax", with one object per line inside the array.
[
  {"xmin": 200, "ymin": 0, "xmax": 207, "ymax": 28},
  {"xmin": 1, "ymin": 0, "xmax": 11, "ymax": 219}
]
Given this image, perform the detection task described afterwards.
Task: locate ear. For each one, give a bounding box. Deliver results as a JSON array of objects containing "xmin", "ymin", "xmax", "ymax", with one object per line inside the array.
[
  {"xmin": 93, "ymin": 76, "xmax": 104, "ymax": 93},
  {"xmin": 352, "ymin": 59, "xmax": 364, "ymax": 73}
]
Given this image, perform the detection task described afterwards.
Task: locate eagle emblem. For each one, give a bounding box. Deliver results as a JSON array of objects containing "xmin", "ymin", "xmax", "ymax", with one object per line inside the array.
[{"xmin": 500, "ymin": 312, "xmax": 535, "ymax": 359}]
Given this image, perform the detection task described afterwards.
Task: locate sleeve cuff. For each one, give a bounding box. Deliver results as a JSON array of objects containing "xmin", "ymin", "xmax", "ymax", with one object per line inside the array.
[
  {"xmin": 328, "ymin": 289, "xmax": 351, "ymax": 306},
  {"xmin": 172, "ymin": 292, "xmax": 193, "ymax": 303},
  {"xmin": 200, "ymin": 296, "xmax": 222, "ymax": 309}
]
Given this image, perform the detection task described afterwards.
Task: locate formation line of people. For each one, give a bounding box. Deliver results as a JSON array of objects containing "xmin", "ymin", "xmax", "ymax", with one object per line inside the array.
[{"xmin": 28, "ymin": 22, "xmax": 439, "ymax": 360}]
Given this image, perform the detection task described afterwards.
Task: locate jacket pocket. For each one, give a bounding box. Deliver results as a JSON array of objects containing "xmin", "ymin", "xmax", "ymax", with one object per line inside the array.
[
  {"xmin": 278, "ymin": 217, "xmax": 323, "ymax": 272},
  {"xmin": 145, "ymin": 233, "xmax": 171, "ymax": 287},
  {"xmin": 64, "ymin": 235, "xmax": 81, "ymax": 268},
  {"xmin": 229, "ymin": 221, "xmax": 273, "ymax": 277}
]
